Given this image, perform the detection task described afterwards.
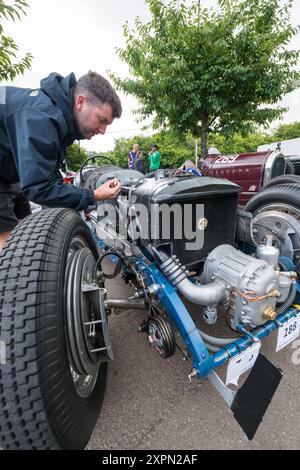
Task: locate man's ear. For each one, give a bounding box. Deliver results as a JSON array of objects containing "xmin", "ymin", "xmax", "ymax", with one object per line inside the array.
[{"xmin": 74, "ymin": 94, "xmax": 86, "ymax": 112}]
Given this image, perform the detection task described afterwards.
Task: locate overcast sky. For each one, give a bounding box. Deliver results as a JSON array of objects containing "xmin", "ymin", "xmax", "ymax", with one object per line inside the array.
[{"xmin": 2, "ymin": 0, "xmax": 300, "ymax": 152}]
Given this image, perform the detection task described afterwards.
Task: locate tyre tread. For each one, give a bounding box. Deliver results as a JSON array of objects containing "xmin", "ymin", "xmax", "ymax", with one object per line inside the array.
[{"xmin": 0, "ymin": 209, "xmax": 87, "ymax": 449}]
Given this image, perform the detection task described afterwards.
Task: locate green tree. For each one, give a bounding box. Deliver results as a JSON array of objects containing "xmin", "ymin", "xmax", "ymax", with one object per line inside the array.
[
  {"xmin": 207, "ymin": 130, "xmax": 273, "ymax": 154},
  {"xmin": 113, "ymin": 131, "xmax": 194, "ymax": 169},
  {"xmin": 65, "ymin": 144, "xmax": 89, "ymax": 172},
  {"xmin": 110, "ymin": 0, "xmax": 300, "ymax": 157},
  {"xmin": 0, "ymin": 0, "xmax": 32, "ymax": 81},
  {"xmin": 273, "ymin": 121, "xmax": 300, "ymax": 141}
]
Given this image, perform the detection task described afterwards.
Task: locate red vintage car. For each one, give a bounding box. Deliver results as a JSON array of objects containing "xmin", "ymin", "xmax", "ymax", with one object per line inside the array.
[
  {"xmin": 201, "ymin": 150, "xmax": 288, "ymax": 205},
  {"xmin": 200, "ymin": 150, "xmax": 300, "ymax": 272}
]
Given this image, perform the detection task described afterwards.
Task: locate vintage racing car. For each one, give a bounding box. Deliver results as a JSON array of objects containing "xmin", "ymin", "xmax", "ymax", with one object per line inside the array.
[
  {"xmin": 0, "ymin": 157, "xmax": 300, "ymax": 449},
  {"xmin": 201, "ymin": 149, "xmax": 300, "ymax": 205}
]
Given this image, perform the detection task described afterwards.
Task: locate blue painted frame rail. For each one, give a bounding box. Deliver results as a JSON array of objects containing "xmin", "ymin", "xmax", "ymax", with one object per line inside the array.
[
  {"xmin": 137, "ymin": 259, "xmax": 300, "ymax": 379},
  {"xmin": 212, "ymin": 307, "xmax": 300, "ymax": 369},
  {"xmin": 92, "ymin": 227, "xmax": 300, "ymax": 381}
]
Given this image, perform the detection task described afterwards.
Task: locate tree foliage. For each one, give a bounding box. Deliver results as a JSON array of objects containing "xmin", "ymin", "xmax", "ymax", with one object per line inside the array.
[
  {"xmin": 207, "ymin": 131, "xmax": 273, "ymax": 155},
  {"xmin": 112, "ymin": 131, "xmax": 269, "ymax": 168},
  {"xmin": 65, "ymin": 144, "xmax": 89, "ymax": 172},
  {"xmin": 109, "ymin": 121, "xmax": 300, "ymax": 169},
  {"xmin": 113, "ymin": 131, "xmax": 194, "ymax": 169},
  {"xmin": 65, "ymin": 122, "xmax": 300, "ymax": 172},
  {"xmin": 110, "ymin": 0, "xmax": 300, "ymax": 157},
  {"xmin": 273, "ymin": 121, "xmax": 300, "ymax": 141},
  {"xmin": 0, "ymin": 0, "xmax": 32, "ymax": 81}
]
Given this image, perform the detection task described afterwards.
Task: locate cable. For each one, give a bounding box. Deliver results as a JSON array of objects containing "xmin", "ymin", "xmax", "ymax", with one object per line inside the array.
[
  {"xmin": 79, "ymin": 155, "xmax": 116, "ymax": 184},
  {"xmin": 235, "ymin": 289, "xmax": 280, "ymax": 303},
  {"xmin": 95, "ymin": 251, "xmax": 124, "ymax": 280}
]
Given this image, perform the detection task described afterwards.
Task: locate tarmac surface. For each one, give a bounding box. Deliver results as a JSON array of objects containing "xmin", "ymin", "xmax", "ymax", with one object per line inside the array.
[{"xmin": 87, "ymin": 274, "xmax": 300, "ymax": 451}]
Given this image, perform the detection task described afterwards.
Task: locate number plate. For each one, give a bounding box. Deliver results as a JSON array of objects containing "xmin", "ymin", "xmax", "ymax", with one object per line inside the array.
[
  {"xmin": 276, "ymin": 316, "xmax": 300, "ymax": 352},
  {"xmin": 226, "ymin": 342, "xmax": 261, "ymax": 386}
]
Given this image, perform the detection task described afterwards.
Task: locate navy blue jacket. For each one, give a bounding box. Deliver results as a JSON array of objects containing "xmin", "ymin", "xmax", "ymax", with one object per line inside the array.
[{"xmin": 0, "ymin": 73, "xmax": 95, "ymax": 210}]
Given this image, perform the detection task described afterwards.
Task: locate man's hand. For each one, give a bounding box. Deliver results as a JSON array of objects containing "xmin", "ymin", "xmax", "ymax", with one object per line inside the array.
[{"xmin": 94, "ymin": 178, "xmax": 121, "ymax": 201}]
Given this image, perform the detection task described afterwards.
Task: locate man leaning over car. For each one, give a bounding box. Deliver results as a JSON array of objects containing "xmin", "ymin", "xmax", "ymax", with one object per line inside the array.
[{"xmin": 0, "ymin": 71, "xmax": 122, "ymax": 250}]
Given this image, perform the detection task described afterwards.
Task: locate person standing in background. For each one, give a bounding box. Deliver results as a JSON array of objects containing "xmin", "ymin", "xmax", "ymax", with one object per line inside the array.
[
  {"xmin": 134, "ymin": 151, "xmax": 146, "ymax": 174},
  {"xmin": 128, "ymin": 143, "xmax": 140, "ymax": 169},
  {"xmin": 148, "ymin": 144, "xmax": 161, "ymax": 171}
]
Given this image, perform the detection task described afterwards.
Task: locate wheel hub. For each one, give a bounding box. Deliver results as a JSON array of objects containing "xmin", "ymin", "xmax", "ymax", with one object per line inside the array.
[
  {"xmin": 252, "ymin": 210, "xmax": 300, "ymax": 273},
  {"xmin": 65, "ymin": 241, "xmax": 109, "ymax": 397}
]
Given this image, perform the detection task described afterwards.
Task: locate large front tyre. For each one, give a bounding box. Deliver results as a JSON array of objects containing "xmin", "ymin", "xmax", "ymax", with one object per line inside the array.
[{"xmin": 0, "ymin": 209, "xmax": 107, "ymax": 450}]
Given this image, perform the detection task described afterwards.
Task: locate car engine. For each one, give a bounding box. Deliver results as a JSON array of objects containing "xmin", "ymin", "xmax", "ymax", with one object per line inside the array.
[{"xmin": 75, "ymin": 164, "xmax": 297, "ymax": 332}]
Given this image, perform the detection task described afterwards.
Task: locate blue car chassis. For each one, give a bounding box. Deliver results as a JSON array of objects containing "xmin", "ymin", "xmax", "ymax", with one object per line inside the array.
[
  {"xmin": 132, "ymin": 258, "xmax": 300, "ymax": 439},
  {"xmin": 92, "ymin": 222, "xmax": 300, "ymax": 440}
]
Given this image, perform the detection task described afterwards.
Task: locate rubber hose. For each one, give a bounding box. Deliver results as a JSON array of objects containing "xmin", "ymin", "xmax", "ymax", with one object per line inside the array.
[
  {"xmin": 198, "ymin": 329, "xmax": 238, "ymax": 346},
  {"xmin": 276, "ymin": 282, "xmax": 297, "ymax": 316}
]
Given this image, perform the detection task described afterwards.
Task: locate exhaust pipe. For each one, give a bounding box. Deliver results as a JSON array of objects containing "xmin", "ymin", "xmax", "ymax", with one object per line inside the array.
[{"xmin": 152, "ymin": 248, "xmax": 226, "ymax": 307}]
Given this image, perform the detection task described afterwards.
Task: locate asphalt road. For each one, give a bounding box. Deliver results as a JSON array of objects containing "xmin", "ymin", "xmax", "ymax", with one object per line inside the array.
[{"xmin": 87, "ymin": 275, "xmax": 300, "ymax": 451}]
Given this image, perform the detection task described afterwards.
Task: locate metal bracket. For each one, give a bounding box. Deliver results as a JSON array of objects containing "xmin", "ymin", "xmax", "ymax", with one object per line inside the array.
[
  {"xmin": 236, "ymin": 323, "xmax": 260, "ymax": 343},
  {"xmin": 83, "ymin": 285, "xmax": 113, "ymax": 361},
  {"xmin": 207, "ymin": 371, "xmax": 236, "ymax": 407}
]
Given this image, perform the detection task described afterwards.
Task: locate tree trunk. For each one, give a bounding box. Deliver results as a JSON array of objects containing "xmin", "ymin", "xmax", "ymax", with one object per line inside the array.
[{"xmin": 201, "ymin": 117, "xmax": 209, "ymax": 159}]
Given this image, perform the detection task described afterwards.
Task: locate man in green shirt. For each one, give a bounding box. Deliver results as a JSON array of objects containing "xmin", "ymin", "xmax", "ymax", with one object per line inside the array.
[{"xmin": 148, "ymin": 144, "xmax": 161, "ymax": 171}]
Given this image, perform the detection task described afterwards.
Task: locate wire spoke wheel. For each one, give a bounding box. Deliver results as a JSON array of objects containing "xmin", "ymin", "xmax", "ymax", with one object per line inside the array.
[
  {"xmin": 245, "ymin": 184, "xmax": 300, "ymax": 274},
  {"xmin": 253, "ymin": 203, "xmax": 300, "ymax": 220}
]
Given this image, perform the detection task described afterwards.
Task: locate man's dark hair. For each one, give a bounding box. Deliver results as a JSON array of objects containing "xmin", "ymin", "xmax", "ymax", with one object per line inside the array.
[{"xmin": 75, "ymin": 71, "xmax": 122, "ymax": 119}]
